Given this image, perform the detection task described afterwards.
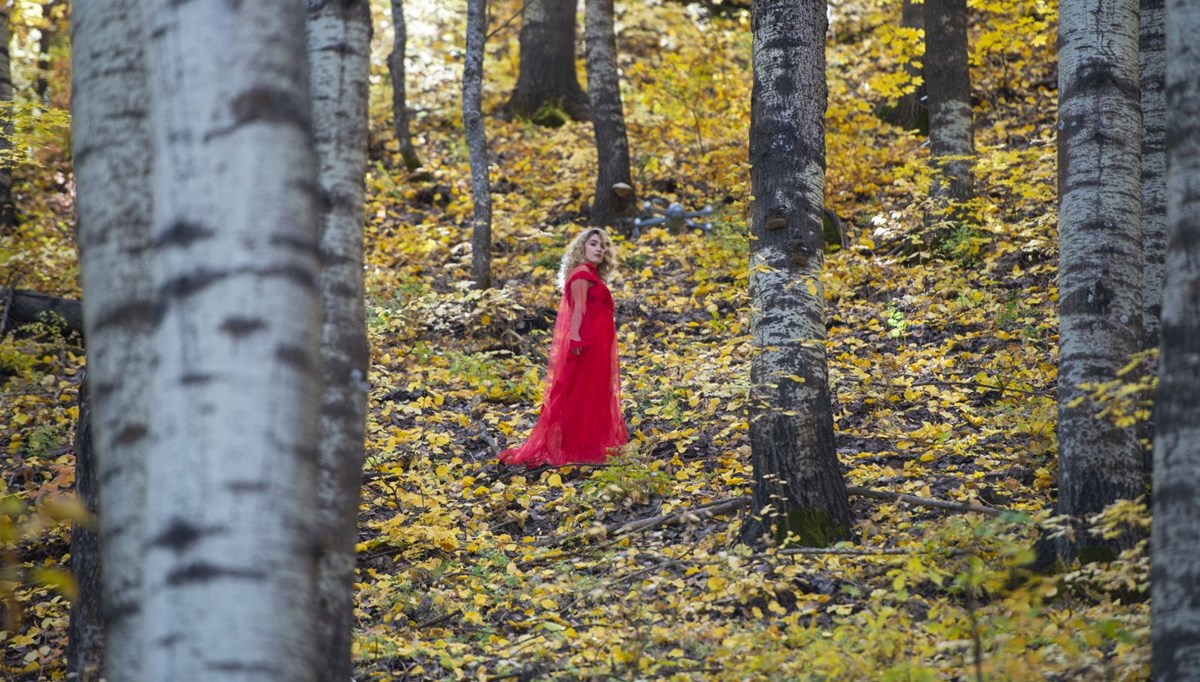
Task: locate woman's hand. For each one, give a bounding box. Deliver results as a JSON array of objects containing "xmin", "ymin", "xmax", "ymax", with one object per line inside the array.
[{"xmin": 569, "ymin": 336, "xmax": 584, "ymax": 356}]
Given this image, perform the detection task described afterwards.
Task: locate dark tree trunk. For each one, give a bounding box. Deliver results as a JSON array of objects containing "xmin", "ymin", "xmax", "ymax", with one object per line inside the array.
[
  {"xmin": 1141, "ymin": 0, "xmax": 1166, "ymax": 349},
  {"xmin": 1151, "ymin": 0, "xmax": 1200, "ymax": 674},
  {"xmin": 924, "ymin": 0, "xmax": 974, "ymax": 222},
  {"xmin": 0, "ymin": 4, "xmax": 16, "ymax": 232},
  {"xmin": 465, "ymin": 0, "xmax": 492, "ymax": 289},
  {"xmin": 307, "ymin": 1, "xmax": 372, "ymax": 680},
  {"xmin": 742, "ymin": 0, "xmax": 852, "ymax": 547},
  {"xmin": 891, "ymin": 0, "xmax": 927, "ymax": 133},
  {"xmin": 585, "ymin": 0, "xmax": 635, "ymax": 226},
  {"xmin": 35, "ymin": 0, "xmax": 60, "ymax": 104},
  {"xmin": 1055, "ymin": 0, "xmax": 1143, "ymax": 564},
  {"xmin": 506, "ymin": 0, "xmax": 589, "ymax": 124},
  {"xmin": 67, "ymin": 375, "xmax": 104, "ymax": 682},
  {"xmin": 388, "ymin": 0, "xmax": 422, "ymax": 171}
]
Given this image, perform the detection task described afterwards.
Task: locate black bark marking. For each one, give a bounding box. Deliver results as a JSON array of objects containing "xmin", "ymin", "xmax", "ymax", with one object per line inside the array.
[
  {"xmin": 212, "ymin": 86, "xmax": 310, "ymax": 141},
  {"xmin": 165, "ymin": 562, "xmax": 264, "ymax": 587},
  {"xmin": 113, "ymin": 423, "xmax": 149, "ymax": 446},
  {"xmin": 269, "ymin": 233, "xmax": 320, "ymax": 257},
  {"xmin": 161, "ymin": 269, "xmax": 228, "ymax": 300},
  {"xmin": 155, "ymin": 220, "xmax": 215, "ymax": 250},
  {"xmin": 220, "ymin": 316, "xmax": 267, "ymax": 339},
  {"xmin": 102, "ymin": 599, "xmax": 141, "ymax": 627},
  {"xmin": 1062, "ymin": 59, "xmax": 1140, "ymax": 102},
  {"xmin": 151, "ymin": 517, "xmax": 216, "ymax": 554},
  {"xmin": 93, "ymin": 299, "xmax": 166, "ymax": 332},
  {"xmin": 208, "ymin": 662, "xmax": 277, "ymax": 674},
  {"xmin": 226, "ymin": 480, "xmax": 269, "ymax": 494},
  {"xmin": 180, "ymin": 373, "xmax": 214, "ymax": 386},
  {"xmin": 275, "ymin": 344, "xmax": 312, "ymax": 371}
]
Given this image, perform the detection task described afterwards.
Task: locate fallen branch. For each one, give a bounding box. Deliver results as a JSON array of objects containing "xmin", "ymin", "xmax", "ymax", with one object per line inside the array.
[
  {"xmin": 846, "ymin": 486, "xmax": 1006, "ymax": 516},
  {"xmin": 0, "ymin": 287, "xmax": 84, "ymax": 337}
]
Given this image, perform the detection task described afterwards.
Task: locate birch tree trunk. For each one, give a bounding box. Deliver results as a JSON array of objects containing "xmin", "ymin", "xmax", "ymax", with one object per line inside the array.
[
  {"xmin": 71, "ymin": 2, "xmax": 154, "ymax": 678},
  {"xmin": 139, "ymin": 2, "xmax": 323, "ymax": 679},
  {"xmin": 743, "ymin": 0, "xmax": 851, "ymax": 547},
  {"xmin": 505, "ymin": 0, "xmax": 589, "ymax": 123},
  {"xmin": 1056, "ymin": 0, "xmax": 1143, "ymax": 564},
  {"xmin": 388, "ymin": 0, "xmax": 423, "ymax": 171},
  {"xmin": 1140, "ymin": 0, "xmax": 1165, "ymax": 348},
  {"xmin": 1151, "ymin": 0, "xmax": 1200, "ymax": 673},
  {"xmin": 585, "ymin": 0, "xmax": 636, "ymax": 227},
  {"xmin": 0, "ymin": 4, "xmax": 16, "ymax": 232},
  {"xmin": 465, "ymin": 0, "xmax": 493, "ymax": 289},
  {"xmin": 306, "ymin": 1, "xmax": 372, "ymax": 679},
  {"xmin": 923, "ymin": 0, "xmax": 974, "ymax": 224}
]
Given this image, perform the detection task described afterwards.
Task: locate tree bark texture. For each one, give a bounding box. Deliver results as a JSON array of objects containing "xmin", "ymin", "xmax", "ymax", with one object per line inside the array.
[
  {"xmin": 744, "ymin": 0, "xmax": 852, "ymax": 547},
  {"xmin": 388, "ymin": 0, "xmax": 422, "ymax": 170},
  {"xmin": 139, "ymin": 2, "xmax": 323, "ymax": 680},
  {"xmin": 70, "ymin": 2, "xmax": 154, "ymax": 679},
  {"xmin": 465, "ymin": 0, "xmax": 493, "ymax": 289},
  {"xmin": 585, "ymin": 0, "xmax": 636, "ymax": 227},
  {"xmin": 1151, "ymin": 1, "xmax": 1200, "ymax": 675},
  {"xmin": 306, "ymin": 1, "xmax": 372, "ymax": 680},
  {"xmin": 1056, "ymin": 0, "xmax": 1144, "ymax": 563},
  {"xmin": 1140, "ymin": 0, "xmax": 1166, "ymax": 348},
  {"xmin": 923, "ymin": 0, "xmax": 974, "ymax": 217},
  {"xmin": 0, "ymin": 5, "xmax": 16, "ymax": 232},
  {"xmin": 506, "ymin": 0, "xmax": 590, "ymax": 123},
  {"xmin": 67, "ymin": 377, "xmax": 105, "ymax": 682}
]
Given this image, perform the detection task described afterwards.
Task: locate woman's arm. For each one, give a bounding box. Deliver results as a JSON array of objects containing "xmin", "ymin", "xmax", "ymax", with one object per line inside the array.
[{"xmin": 569, "ymin": 278, "xmax": 590, "ymax": 352}]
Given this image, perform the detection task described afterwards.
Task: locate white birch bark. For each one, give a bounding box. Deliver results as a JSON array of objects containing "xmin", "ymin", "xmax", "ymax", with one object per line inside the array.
[
  {"xmin": 1151, "ymin": 0, "xmax": 1200, "ymax": 673},
  {"xmin": 1140, "ymin": 0, "xmax": 1166, "ymax": 348},
  {"xmin": 306, "ymin": 1, "xmax": 371, "ymax": 679},
  {"xmin": 744, "ymin": 0, "xmax": 851, "ymax": 546},
  {"xmin": 139, "ymin": 2, "xmax": 322, "ymax": 679},
  {"xmin": 465, "ymin": 0, "xmax": 492, "ymax": 289},
  {"xmin": 1056, "ymin": 0, "xmax": 1143, "ymax": 562},
  {"xmin": 71, "ymin": 2, "xmax": 153, "ymax": 679}
]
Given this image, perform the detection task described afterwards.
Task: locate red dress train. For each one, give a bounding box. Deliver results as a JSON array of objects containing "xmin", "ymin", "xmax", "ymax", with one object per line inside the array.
[{"xmin": 499, "ymin": 263, "xmax": 627, "ymax": 466}]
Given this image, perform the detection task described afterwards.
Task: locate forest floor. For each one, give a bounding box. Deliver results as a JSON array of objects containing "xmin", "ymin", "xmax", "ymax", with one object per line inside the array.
[{"xmin": 1, "ymin": 0, "xmax": 1152, "ymax": 680}]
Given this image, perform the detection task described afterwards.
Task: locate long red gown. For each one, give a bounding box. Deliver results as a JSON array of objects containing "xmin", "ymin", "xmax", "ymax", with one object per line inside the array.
[{"xmin": 499, "ymin": 263, "xmax": 627, "ymax": 466}]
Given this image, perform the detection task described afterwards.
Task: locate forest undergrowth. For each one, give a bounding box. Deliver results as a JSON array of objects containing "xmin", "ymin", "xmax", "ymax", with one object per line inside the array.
[{"xmin": 0, "ymin": 0, "xmax": 1151, "ymax": 679}]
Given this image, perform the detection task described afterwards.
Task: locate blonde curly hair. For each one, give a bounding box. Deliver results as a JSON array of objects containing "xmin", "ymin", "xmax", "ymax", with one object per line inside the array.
[{"xmin": 557, "ymin": 227, "xmax": 618, "ymax": 290}]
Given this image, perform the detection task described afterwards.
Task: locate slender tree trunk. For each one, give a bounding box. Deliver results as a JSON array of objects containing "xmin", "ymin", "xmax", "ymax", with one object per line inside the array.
[
  {"xmin": 743, "ymin": 0, "xmax": 852, "ymax": 547},
  {"xmin": 465, "ymin": 0, "xmax": 492, "ymax": 289},
  {"xmin": 139, "ymin": 2, "xmax": 323, "ymax": 679},
  {"xmin": 388, "ymin": 0, "xmax": 422, "ymax": 171},
  {"xmin": 35, "ymin": 0, "xmax": 59, "ymax": 104},
  {"xmin": 1140, "ymin": 0, "xmax": 1166, "ymax": 349},
  {"xmin": 892, "ymin": 0, "xmax": 926, "ymax": 133},
  {"xmin": 585, "ymin": 0, "xmax": 636, "ymax": 227},
  {"xmin": 67, "ymin": 376, "xmax": 104, "ymax": 682},
  {"xmin": 307, "ymin": 1, "xmax": 372, "ymax": 680},
  {"xmin": 1055, "ymin": 0, "xmax": 1143, "ymax": 564},
  {"xmin": 1151, "ymin": 0, "xmax": 1200, "ymax": 674},
  {"xmin": 506, "ymin": 0, "xmax": 590, "ymax": 123},
  {"xmin": 923, "ymin": 0, "xmax": 974, "ymax": 223},
  {"xmin": 0, "ymin": 4, "xmax": 16, "ymax": 232},
  {"xmin": 71, "ymin": 2, "xmax": 154, "ymax": 679}
]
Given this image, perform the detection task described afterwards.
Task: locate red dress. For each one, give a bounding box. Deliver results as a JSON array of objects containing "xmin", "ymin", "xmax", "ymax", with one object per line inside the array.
[{"xmin": 499, "ymin": 263, "xmax": 627, "ymax": 466}]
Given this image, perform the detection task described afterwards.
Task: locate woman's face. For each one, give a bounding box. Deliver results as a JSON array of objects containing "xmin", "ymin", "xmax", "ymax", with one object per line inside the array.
[{"xmin": 584, "ymin": 234, "xmax": 606, "ymax": 265}]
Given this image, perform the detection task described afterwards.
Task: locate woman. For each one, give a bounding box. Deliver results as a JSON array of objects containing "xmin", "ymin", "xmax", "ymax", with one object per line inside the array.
[{"xmin": 499, "ymin": 228, "xmax": 627, "ymax": 466}]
